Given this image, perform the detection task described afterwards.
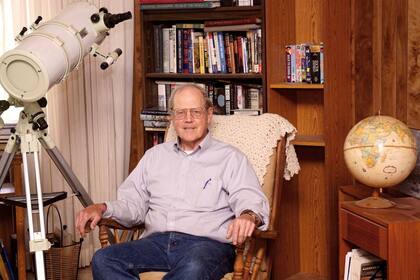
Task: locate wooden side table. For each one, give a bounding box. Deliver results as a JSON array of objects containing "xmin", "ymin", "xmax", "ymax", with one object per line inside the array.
[
  {"xmin": 0, "ymin": 155, "xmax": 25, "ymax": 280},
  {"xmin": 339, "ymin": 197, "xmax": 420, "ymax": 280}
]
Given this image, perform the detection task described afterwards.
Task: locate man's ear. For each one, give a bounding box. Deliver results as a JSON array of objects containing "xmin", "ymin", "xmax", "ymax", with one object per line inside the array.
[{"xmin": 207, "ymin": 107, "xmax": 213, "ymax": 123}]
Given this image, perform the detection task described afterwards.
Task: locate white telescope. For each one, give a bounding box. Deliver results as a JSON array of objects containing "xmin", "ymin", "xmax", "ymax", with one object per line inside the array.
[
  {"xmin": 0, "ymin": 2, "xmax": 131, "ymax": 102},
  {"xmin": 0, "ymin": 2, "xmax": 131, "ymax": 279}
]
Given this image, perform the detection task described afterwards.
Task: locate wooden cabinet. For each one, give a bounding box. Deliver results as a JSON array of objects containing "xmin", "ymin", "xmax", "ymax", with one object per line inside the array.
[{"xmin": 339, "ymin": 197, "xmax": 420, "ymax": 280}]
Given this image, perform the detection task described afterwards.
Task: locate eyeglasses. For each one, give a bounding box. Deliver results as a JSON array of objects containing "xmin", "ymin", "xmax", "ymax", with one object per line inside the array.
[{"xmin": 171, "ymin": 107, "xmax": 206, "ymax": 120}]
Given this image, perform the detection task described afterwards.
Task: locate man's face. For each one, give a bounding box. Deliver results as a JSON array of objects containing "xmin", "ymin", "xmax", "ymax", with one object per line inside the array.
[{"xmin": 171, "ymin": 87, "xmax": 213, "ymax": 150}]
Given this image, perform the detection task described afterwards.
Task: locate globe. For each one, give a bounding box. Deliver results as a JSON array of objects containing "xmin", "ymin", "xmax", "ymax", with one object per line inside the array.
[{"xmin": 343, "ymin": 115, "xmax": 417, "ymax": 208}]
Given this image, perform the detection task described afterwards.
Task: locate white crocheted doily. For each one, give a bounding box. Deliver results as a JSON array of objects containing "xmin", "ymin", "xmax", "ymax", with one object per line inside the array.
[{"xmin": 165, "ymin": 113, "xmax": 300, "ymax": 183}]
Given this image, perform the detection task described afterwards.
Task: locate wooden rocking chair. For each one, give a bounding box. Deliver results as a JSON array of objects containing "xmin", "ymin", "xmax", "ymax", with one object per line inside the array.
[{"xmin": 95, "ymin": 114, "xmax": 290, "ymax": 280}]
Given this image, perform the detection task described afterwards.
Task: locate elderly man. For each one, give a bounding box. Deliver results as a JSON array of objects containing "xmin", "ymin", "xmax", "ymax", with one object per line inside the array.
[{"xmin": 76, "ymin": 84, "xmax": 269, "ymax": 280}]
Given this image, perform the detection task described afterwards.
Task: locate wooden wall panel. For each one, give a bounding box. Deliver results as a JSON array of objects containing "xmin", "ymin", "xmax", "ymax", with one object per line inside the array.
[
  {"xmin": 297, "ymin": 94, "xmax": 324, "ymax": 136},
  {"xmin": 323, "ymin": 0, "xmax": 354, "ymax": 278},
  {"xmin": 296, "ymin": 148, "xmax": 326, "ymax": 274},
  {"xmin": 129, "ymin": 2, "xmax": 145, "ymax": 171},
  {"xmin": 353, "ymin": 0, "xmax": 409, "ymax": 123},
  {"xmin": 295, "ymin": 0, "xmax": 323, "ymax": 43},
  {"xmin": 408, "ymin": 0, "xmax": 420, "ymax": 129}
]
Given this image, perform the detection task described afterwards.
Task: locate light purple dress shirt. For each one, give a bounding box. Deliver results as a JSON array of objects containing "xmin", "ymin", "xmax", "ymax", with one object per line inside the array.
[{"xmin": 103, "ymin": 133, "xmax": 269, "ymax": 243}]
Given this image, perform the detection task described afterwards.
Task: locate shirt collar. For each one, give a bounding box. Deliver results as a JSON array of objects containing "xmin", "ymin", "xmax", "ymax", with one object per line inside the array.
[{"xmin": 173, "ymin": 130, "xmax": 212, "ymax": 154}]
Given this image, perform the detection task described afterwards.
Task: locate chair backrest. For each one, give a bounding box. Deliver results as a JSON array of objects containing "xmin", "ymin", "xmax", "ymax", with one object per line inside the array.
[{"xmin": 166, "ymin": 113, "xmax": 288, "ymax": 230}]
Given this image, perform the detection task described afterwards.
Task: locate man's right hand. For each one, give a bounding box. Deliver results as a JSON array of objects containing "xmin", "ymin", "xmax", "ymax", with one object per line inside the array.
[{"xmin": 75, "ymin": 203, "xmax": 107, "ymax": 237}]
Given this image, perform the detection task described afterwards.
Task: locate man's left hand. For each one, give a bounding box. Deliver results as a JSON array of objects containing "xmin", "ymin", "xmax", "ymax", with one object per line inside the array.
[{"xmin": 226, "ymin": 214, "xmax": 256, "ymax": 245}]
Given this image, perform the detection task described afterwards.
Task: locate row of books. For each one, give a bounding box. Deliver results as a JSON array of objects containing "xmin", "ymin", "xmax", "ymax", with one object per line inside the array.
[
  {"xmin": 140, "ymin": 0, "xmax": 221, "ymax": 10},
  {"xmin": 154, "ymin": 81, "xmax": 262, "ymax": 113},
  {"xmin": 154, "ymin": 24, "xmax": 262, "ymax": 74},
  {"xmin": 285, "ymin": 43, "xmax": 324, "ymax": 84},
  {"xmin": 344, "ymin": 249, "xmax": 386, "ymax": 280},
  {"xmin": 139, "ymin": 0, "xmax": 260, "ymax": 10}
]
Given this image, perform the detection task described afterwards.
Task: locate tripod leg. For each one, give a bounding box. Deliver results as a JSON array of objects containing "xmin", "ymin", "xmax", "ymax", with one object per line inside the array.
[
  {"xmin": 22, "ymin": 151, "xmax": 49, "ymax": 280},
  {"xmin": 38, "ymin": 135, "xmax": 93, "ymax": 207},
  {"xmin": 0, "ymin": 133, "xmax": 18, "ymax": 188}
]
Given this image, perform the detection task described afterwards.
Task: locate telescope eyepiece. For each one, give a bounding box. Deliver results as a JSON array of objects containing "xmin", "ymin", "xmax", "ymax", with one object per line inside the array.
[
  {"xmin": 91, "ymin": 13, "xmax": 100, "ymax": 23},
  {"xmin": 103, "ymin": 11, "xmax": 132, "ymax": 29},
  {"xmin": 34, "ymin": 16, "xmax": 43, "ymax": 25}
]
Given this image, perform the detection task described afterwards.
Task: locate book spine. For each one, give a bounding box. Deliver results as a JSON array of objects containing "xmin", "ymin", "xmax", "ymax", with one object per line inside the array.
[
  {"xmin": 205, "ymin": 32, "xmax": 213, "ymax": 74},
  {"xmin": 140, "ymin": 0, "xmax": 205, "ymax": 3},
  {"xmin": 153, "ymin": 25, "xmax": 162, "ymax": 72},
  {"xmin": 182, "ymin": 29, "xmax": 190, "ymax": 73},
  {"xmin": 285, "ymin": 45, "xmax": 291, "ymax": 82},
  {"xmin": 169, "ymin": 25, "xmax": 177, "ymax": 73},
  {"xmin": 310, "ymin": 44, "xmax": 321, "ymax": 83},
  {"xmin": 140, "ymin": 2, "xmax": 218, "ymax": 10},
  {"xmin": 225, "ymin": 84, "xmax": 231, "ymax": 115},
  {"xmin": 218, "ymin": 32, "xmax": 227, "ymax": 73},
  {"xmin": 213, "ymin": 32, "xmax": 222, "ymax": 73},
  {"xmin": 188, "ymin": 30, "xmax": 194, "ymax": 73},
  {"xmin": 320, "ymin": 42, "xmax": 324, "ymax": 84},
  {"xmin": 204, "ymin": 17, "xmax": 261, "ymax": 27},
  {"xmin": 175, "ymin": 23, "xmax": 204, "ymax": 29},
  {"xmin": 0, "ymin": 240, "xmax": 15, "ymax": 280},
  {"xmin": 176, "ymin": 28, "xmax": 183, "ymax": 73},
  {"xmin": 162, "ymin": 28, "xmax": 170, "ymax": 73},
  {"xmin": 305, "ymin": 44, "xmax": 311, "ymax": 83},
  {"xmin": 198, "ymin": 35, "xmax": 205, "ymax": 74}
]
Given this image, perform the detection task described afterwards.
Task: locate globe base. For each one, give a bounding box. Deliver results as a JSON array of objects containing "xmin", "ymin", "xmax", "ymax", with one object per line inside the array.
[{"xmin": 355, "ymin": 196, "xmax": 396, "ymax": 209}]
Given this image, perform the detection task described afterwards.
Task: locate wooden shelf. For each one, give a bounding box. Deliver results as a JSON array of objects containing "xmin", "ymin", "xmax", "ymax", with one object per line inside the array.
[
  {"xmin": 142, "ymin": 6, "xmax": 263, "ymax": 21},
  {"xmin": 270, "ymin": 83, "xmax": 324, "ymax": 90},
  {"xmin": 145, "ymin": 73, "xmax": 263, "ymax": 80},
  {"xmin": 292, "ymin": 135, "xmax": 325, "ymax": 147}
]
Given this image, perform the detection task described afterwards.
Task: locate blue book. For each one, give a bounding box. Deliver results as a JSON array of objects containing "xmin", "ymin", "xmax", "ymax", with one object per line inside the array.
[
  {"xmin": 217, "ymin": 32, "xmax": 227, "ymax": 73},
  {"xmin": 0, "ymin": 239, "xmax": 16, "ymax": 280}
]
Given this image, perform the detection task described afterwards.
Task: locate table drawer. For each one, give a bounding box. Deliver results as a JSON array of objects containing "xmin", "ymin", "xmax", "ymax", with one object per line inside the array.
[{"xmin": 340, "ymin": 209, "xmax": 388, "ymax": 259}]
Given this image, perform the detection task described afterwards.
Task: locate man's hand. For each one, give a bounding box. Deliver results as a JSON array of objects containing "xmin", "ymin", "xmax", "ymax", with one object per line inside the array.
[
  {"xmin": 226, "ymin": 213, "xmax": 256, "ymax": 245},
  {"xmin": 75, "ymin": 203, "xmax": 107, "ymax": 237}
]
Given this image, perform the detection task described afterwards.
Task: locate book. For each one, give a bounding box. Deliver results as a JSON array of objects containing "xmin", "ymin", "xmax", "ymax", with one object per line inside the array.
[
  {"xmin": 204, "ymin": 24, "xmax": 260, "ymax": 32},
  {"xmin": 142, "ymin": 107, "xmax": 170, "ymax": 116},
  {"xmin": 143, "ymin": 120, "xmax": 170, "ymax": 128},
  {"xmin": 344, "ymin": 249, "xmax": 386, "ymax": 280},
  {"xmin": 140, "ymin": 0, "xmax": 217, "ymax": 3},
  {"xmin": 204, "ymin": 17, "xmax": 261, "ymax": 27},
  {"xmin": 140, "ymin": 2, "xmax": 221, "ymax": 10},
  {"xmin": 0, "ymin": 240, "xmax": 15, "ymax": 280},
  {"xmin": 232, "ymin": 108, "xmax": 262, "ymax": 115},
  {"xmin": 0, "ymin": 254, "xmax": 10, "ymax": 280}
]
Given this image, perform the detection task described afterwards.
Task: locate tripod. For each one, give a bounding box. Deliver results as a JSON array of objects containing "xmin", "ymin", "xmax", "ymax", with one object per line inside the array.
[{"xmin": 0, "ymin": 101, "xmax": 93, "ymax": 280}]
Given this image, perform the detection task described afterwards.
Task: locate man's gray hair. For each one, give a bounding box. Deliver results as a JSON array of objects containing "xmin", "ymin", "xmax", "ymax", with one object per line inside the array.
[{"xmin": 168, "ymin": 84, "xmax": 213, "ymax": 111}]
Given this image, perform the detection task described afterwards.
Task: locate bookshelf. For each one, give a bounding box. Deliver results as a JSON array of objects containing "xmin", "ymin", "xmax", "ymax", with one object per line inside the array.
[
  {"xmin": 130, "ymin": 1, "xmax": 267, "ymax": 170},
  {"xmin": 130, "ymin": 0, "xmax": 415, "ymax": 279},
  {"xmin": 265, "ymin": 0, "xmax": 354, "ymax": 279}
]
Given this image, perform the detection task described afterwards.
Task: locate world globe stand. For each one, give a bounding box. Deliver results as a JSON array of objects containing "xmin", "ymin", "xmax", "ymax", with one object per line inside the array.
[{"xmin": 355, "ymin": 188, "xmax": 396, "ymax": 209}]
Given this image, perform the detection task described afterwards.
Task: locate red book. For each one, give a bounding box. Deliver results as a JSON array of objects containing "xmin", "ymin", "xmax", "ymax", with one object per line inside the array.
[
  {"xmin": 204, "ymin": 17, "xmax": 261, "ymax": 27},
  {"xmin": 139, "ymin": 0, "xmax": 206, "ymax": 3}
]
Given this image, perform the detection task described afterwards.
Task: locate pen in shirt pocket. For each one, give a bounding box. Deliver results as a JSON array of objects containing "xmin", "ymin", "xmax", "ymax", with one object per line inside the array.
[{"xmin": 203, "ymin": 178, "xmax": 212, "ymax": 189}]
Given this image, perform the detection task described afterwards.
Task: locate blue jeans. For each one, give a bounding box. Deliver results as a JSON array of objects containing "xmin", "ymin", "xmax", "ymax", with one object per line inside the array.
[{"xmin": 92, "ymin": 231, "xmax": 235, "ymax": 280}]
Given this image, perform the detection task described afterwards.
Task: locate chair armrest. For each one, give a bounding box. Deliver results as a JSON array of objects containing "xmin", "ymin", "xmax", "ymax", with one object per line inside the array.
[
  {"xmin": 97, "ymin": 218, "xmax": 144, "ymax": 231},
  {"xmin": 252, "ymin": 229, "xmax": 278, "ymax": 239}
]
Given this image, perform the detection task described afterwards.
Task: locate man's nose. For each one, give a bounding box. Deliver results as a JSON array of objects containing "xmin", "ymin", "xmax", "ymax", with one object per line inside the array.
[{"xmin": 184, "ymin": 110, "xmax": 193, "ymax": 121}]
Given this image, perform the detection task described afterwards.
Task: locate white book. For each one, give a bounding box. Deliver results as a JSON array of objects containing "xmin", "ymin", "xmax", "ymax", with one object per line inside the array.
[
  {"xmin": 162, "ymin": 28, "xmax": 170, "ymax": 73},
  {"xmin": 157, "ymin": 84, "xmax": 166, "ymax": 110},
  {"xmin": 168, "ymin": 25, "xmax": 177, "ymax": 73},
  {"xmin": 344, "ymin": 251, "xmax": 352, "ymax": 280},
  {"xmin": 213, "ymin": 32, "xmax": 221, "ymax": 73}
]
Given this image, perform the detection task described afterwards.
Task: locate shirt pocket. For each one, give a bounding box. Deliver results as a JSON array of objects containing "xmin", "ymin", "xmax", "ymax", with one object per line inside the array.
[{"xmin": 194, "ymin": 176, "xmax": 222, "ymax": 210}]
